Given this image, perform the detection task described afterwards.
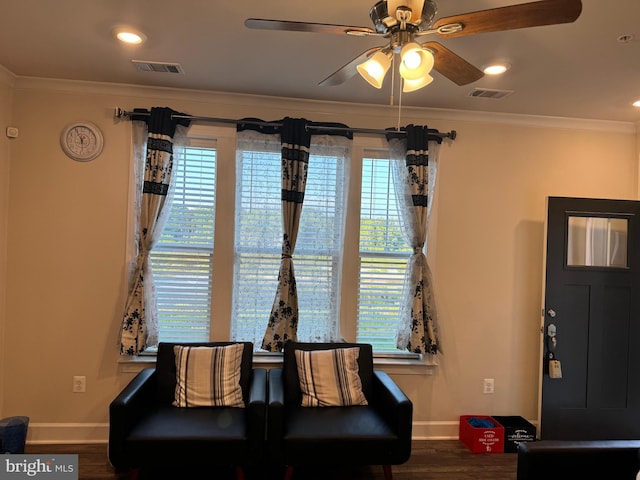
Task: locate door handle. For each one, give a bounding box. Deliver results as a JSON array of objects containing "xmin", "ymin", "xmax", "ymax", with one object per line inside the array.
[
  {"xmin": 546, "ymin": 323, "xmax": 557, "ymax": 359},
  {"xmin": 545, "ymin": 323, "xmax": 563, "ymax": 379}
]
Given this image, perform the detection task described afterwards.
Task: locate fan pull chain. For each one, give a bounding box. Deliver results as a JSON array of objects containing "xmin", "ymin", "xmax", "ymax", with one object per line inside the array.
[
  {"xmin": 397, "ymin": 79, "xmax": 403, "ymax": 131},
  {"xmin": 389, "ymin": 54, "xmax": 396, "ymax": 107}
]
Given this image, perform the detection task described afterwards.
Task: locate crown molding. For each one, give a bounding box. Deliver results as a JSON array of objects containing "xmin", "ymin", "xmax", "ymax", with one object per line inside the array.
[
  {"xmin": 12, "ymin": 75, "xmax": 636, "ymax": 135},
  {"xmin": 0, "ymin": 65, "xmax": 16, "ymax": 88}
]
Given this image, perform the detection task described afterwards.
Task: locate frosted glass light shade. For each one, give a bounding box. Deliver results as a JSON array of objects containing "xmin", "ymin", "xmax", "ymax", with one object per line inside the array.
[
  {"xmin": 357, "ymin": 51, "xmax": 392, "ymax": 89},
  {"xmin": 399, "ymin": 43, "xmax": 434, "ymax": 81},
  {"xmin": 402, "ymin": 74, "xmax": 434, "ymax": 92}
]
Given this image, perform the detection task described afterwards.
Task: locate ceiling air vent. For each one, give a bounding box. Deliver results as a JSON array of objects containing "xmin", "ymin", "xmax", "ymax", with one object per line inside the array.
[
  {"xmin": 132, "ymin": 60, "xmax": 184, "ymax": 74},
  {"xmin": 468, "ymin": 88, "xmax": 514, "ymax": 99}
]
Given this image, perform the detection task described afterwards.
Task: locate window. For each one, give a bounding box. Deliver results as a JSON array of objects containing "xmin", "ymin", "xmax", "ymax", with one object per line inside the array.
[
  {"xmin": 231, "ymin": 133, "xmax": 348, "ymax": 348},
  {"xmin": 150, "ymin": 140, "xmax": 216, "ymax": 343},
  {"xmin": 357, "ymin": 154, "xmax": 413, "ymax": 353},
  {"xmin": 144, "ymin": 129, "xmax": 425, "ymax": 357}
]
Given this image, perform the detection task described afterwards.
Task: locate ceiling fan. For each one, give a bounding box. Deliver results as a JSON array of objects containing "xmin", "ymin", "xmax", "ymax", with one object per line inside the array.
[{"xmin": 245, "ymin": 0, "xmax": 582, "ymax": 92}]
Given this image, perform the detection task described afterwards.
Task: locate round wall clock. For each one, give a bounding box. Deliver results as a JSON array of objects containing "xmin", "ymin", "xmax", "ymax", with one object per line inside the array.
[{"xmin": 60, "ymin": 122, "xmax": 104, "ymax": 162}]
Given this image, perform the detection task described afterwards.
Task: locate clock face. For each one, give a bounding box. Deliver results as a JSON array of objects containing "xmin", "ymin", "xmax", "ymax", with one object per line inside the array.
[{"xmin": 61, "ymin": 122, "xmax": 104, "ymax": 161}]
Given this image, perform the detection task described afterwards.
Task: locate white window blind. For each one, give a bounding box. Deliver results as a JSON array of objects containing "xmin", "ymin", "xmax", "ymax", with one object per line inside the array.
[
  {"xmin": 231, "ymin": 133, "xmax": 348, "ymax": 348},
  {"xmin": 150, "ymin": 143, "xmax": 216, "ymax": 343},
  {"xmin": 357, "ymin": 155, "xmax": 413, "ymax": 352}
]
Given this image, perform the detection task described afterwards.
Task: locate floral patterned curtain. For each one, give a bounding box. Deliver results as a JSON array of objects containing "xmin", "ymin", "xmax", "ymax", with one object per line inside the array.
[
  {"xmin": 388, "ymin": 125, "xmax": 442, "ymax": 356},
  {"xmin": 120, "ymin": 107, "xmax": 190, "ymax": 355},
  {"xmin": 261, "ymin": 117, "xmax": 312, "ymax": 351}
]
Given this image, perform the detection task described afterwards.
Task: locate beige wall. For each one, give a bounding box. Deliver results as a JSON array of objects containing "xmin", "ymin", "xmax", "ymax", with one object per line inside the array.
[
  {"xmin": 425, "ymin": 120, "xmax": 637, "ymax": 426},
  {"xmin": 638, "ymin": 124, "xmax": 640, "ymax": 197},
  {"xmin": 0, "ymin": 66, "xmax": 15, "ymax": 415},
  {"xmin": 1, "ymin": 77, "xmax": 638, "ymax": 442}
]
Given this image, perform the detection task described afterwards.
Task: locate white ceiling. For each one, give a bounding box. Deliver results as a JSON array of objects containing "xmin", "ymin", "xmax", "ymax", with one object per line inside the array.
[{"xmin": 1, "ymin": 0, "xmax": 639, "ymax": 123}]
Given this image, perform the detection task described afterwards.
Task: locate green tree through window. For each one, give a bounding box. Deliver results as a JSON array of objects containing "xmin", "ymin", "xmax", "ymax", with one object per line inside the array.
[
  {"xmin": 151, "ymin": 144, "xmax": 216, "ymax": 343},
  {"xmin": 357, "ymin": 156, "xmax": 413, "ymax": 352}
]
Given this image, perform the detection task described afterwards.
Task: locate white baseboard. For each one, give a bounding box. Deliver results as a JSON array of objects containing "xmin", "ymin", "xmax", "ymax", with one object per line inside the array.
[
  {"xmin": 27, "ymin": 423, "xmax": 110, "ymax": 444},
  {"xmin": 26, "ymin": 421, "xmax": 459, "ymax": 444},
  {"xmin": 412, "ymin": 421, "xmax": 459, "ymax": 440}
]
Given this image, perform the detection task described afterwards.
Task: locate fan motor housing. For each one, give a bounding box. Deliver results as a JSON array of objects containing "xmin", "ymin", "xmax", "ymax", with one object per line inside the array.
[{"xmin": 369, "ymin": 0, "xmax": 437, "ymax": 33}]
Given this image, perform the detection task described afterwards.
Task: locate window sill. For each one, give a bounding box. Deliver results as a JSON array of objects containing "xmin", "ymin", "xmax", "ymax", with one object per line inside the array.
[
  {"xmin": 117, "ymin": 354, "xmax": 156, "ymax": 373},
  {"xmin": 373, "ymin": 355, "xmax": 437, "ymax": 375},
  {"xmin": 253, "ymin": 353, "xmax": 435, "ymax": 375},
  {"xmin": 118, "ymin": 352, "xmax": 436, "ymax": 375}
]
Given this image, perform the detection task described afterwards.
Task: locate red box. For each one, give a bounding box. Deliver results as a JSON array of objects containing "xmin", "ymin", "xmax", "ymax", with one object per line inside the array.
[{"xmin": 459, "ymin": 415, "xmax": 505, "ymax": 453}]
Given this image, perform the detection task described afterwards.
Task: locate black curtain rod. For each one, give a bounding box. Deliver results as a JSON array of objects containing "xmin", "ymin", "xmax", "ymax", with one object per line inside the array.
[{"xmin": 114, "ymin": 108, "xmax": 457, "ymax": 141}]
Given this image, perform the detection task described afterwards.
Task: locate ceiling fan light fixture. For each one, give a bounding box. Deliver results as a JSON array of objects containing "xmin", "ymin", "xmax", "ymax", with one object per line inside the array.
[
  {"xmin": 633, "ymin": 100, "xmax": 640, "ymax": 108},
  {"xmin": 246, "ymin": 0, "xmax": 583, "ymax": 91},
  {"xmin": 402, "ymin": 73, "xmax": 434, "ymax": 92},
  {"xmin": 399, "ymin": 43, "xmax": 434, "ymax": 80},
  {"xmin": 403, "ymin": 49, "xmax": 422, "ymax": 69},
  {"xmin": 357, "ymin": 51, "xmax": 392, "ymax": 88}
]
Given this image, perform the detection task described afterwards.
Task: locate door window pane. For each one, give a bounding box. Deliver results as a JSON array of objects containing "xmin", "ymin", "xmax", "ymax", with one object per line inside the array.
[{"xmin": 567, "ymin": 216, "xmax": 628, "ymax": 268}]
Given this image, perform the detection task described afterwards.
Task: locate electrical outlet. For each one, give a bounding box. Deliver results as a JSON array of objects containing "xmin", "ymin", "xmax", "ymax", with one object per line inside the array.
[
  {"xmin": 483, "ymin": 378, "xmax": 495, "ymax": 394},
  {"xmin": 73, "ymin": 376, "xmax": 86, "ymax": 393}
]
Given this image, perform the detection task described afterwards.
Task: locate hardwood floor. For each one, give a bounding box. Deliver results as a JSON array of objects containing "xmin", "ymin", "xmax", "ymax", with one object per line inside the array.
[{"xmin": 26, "ymin": 440, "xmax": 518, "ymax": 480}]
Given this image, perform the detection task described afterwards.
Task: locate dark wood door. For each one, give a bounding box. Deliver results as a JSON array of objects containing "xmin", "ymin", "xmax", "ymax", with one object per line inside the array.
[{"xmin": 541, "ymin": 196, "xmax": 640, "ymax": 439}]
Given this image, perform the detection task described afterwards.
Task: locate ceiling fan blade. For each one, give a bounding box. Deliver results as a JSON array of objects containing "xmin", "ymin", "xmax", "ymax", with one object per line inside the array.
[
  {"xmin": 433, "ymin": 0, "xmax": 582, "ymax": 38},
  {"xmin": 245, "ymin": 18, "xmax": 376, "ymax": 36},
  {"xmin": 319, "ymin": 47, "xmax": 384, "ymax": 87},
  {"xmin": 422, "ymin": 42, "xmax": 484, "ymax": 86}
]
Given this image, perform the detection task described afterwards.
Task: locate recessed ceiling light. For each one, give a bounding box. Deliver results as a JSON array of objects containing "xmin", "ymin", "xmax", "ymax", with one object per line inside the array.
[
  {"xmin": 618, "ymin": 34, "xmax": 635, "ymax": 44},
  {"xmin": 633, "ymin": 100, "xmax": 640, "ymax": 108},
  {"xmin": 114, "ymin": 28, "xmax": 146, "ymax": 45},
  {"xmin": 483, "ymin": 63, "xmax": 511, "ymax": 75}
]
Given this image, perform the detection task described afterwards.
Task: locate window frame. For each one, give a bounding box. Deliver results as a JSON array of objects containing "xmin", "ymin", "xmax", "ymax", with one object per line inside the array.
[
  {"xmin": 231, "ymin": 133, "xmax": 349, "ymax": 347},
  {"xmin": 357, "ymin": 151, "xmax": 416, "ymax": 353},
  {"xmin": 150, "ymin": 134, "xmax": 218, "ymax": 344},
  {"xmin": 121, "ymin": 126, "xmax": 434, "ymax": 372}
]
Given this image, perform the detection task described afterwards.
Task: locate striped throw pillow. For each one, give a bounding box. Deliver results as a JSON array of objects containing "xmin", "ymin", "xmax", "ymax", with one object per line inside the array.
[
  {"xmin": 173, "ymin": 344, "xmax": 245, "ymax": 408},
  {"xmin": 295, "ymin": 347, "xmax": 368, "ymax": 407}
]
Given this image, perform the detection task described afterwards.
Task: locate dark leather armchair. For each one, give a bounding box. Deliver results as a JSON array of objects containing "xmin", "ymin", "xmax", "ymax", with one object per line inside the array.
[
  {"xmin": 517, "ymin": 440, "xmax": 640, "ymax": 480},
  {"xmin": 109, "ymin": 341, "xmax": 266, "ymax": 480},
  {"xmin": 268, "ymin": 342, "xmax": 413, "ymax": 480}
]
